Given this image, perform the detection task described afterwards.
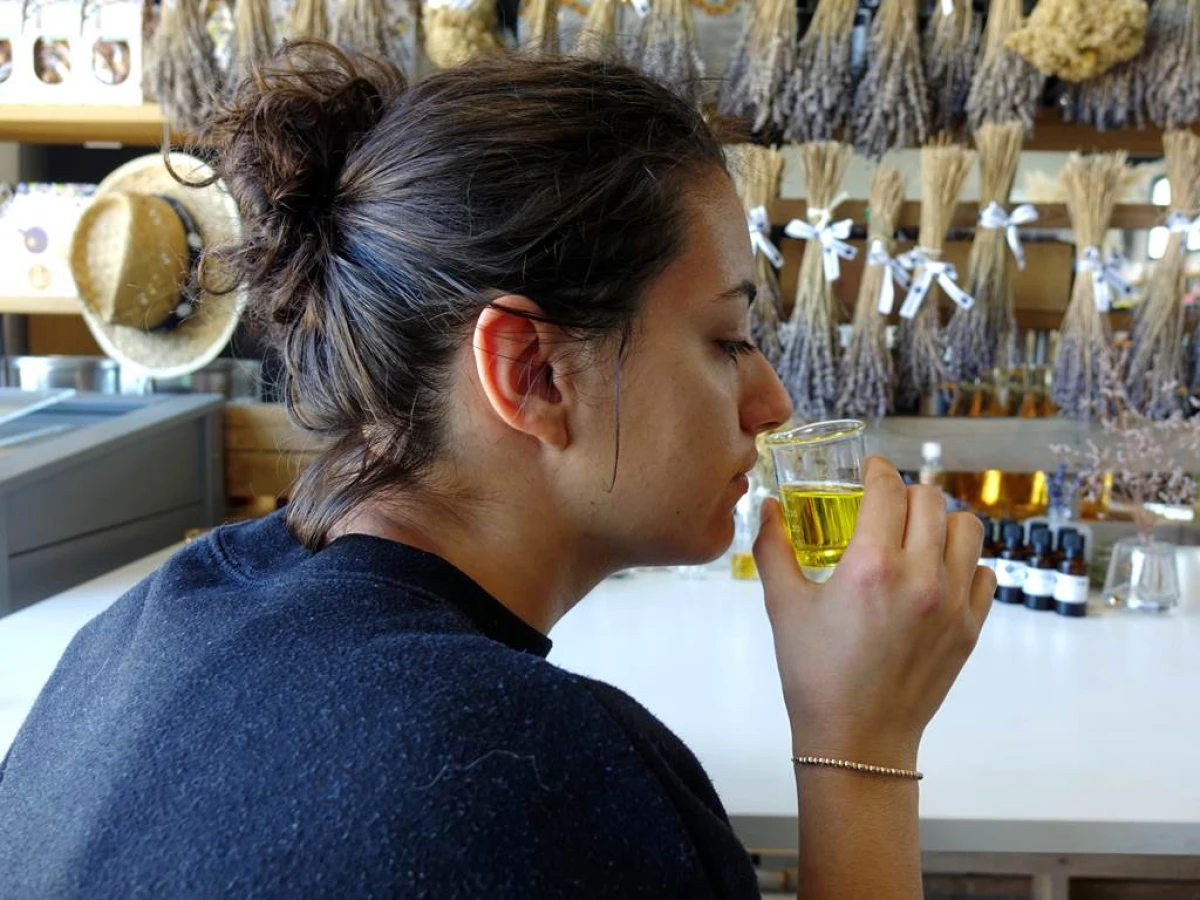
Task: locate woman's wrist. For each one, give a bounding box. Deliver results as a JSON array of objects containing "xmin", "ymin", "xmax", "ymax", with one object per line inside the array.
[{"xmin": 790, "ymin": 729, "xmax": 920, "ymax": 773}]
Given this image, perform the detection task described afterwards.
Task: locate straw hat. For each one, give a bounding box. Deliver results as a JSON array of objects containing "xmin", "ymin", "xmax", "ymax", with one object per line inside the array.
[{"xmin": 70, "ymin": 152, "xmax": 244, "ymax": 379}]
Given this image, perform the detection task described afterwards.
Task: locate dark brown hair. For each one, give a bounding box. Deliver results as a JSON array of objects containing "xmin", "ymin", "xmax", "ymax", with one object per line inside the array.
[{"xmin": 200, "ymin": 41, "xmax": 728, "ymax": 547}]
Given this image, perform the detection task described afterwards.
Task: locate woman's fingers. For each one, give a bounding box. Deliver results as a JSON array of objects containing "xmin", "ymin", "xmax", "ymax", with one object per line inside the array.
[
  {"xmin": 902, "ymin": 484, "xmax": 947, "ymax": 559},
  {"xmin": 753, "ymin": 498, "xmax": 815, "ymax": 613},
  {"xmin": 850, "ymin": 457, "xmax": 909, "ymax": 551},
  {"xmin": 943, "ymin": 511, "xmax": 986, "ymax": 600}
]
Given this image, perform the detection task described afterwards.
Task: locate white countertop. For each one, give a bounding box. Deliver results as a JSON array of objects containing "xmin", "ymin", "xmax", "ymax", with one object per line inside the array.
[{"xmin": 3, "ymin": 550, "xmax": 1199, "ymax": 857}]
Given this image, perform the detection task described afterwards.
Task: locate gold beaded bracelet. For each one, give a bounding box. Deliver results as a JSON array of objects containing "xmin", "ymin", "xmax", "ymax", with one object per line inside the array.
[{"xmin": 792, "ymin": 756, "xmax": 924, "ymax": 781}]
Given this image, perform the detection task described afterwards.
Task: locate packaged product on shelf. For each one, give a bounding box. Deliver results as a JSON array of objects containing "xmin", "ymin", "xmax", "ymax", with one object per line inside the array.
[
  {"xmin": 77, "ymin": 0, "xmax": 144, "ymax": 104},
  {"xmin": 18, "ymin": 0, "xmax": 84, "ymax": 104},
  {"xmin": 0, "ymin": 183, "xmax": 97, "ymax": 300}
]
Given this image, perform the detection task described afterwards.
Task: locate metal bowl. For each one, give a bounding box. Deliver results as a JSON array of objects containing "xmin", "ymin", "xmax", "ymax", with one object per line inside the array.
[
  {"xmin": 148, "ymin": 359, "xmax": 263, "ymax": 402},
  {"xmin": 3, "ymin": 356, "xmax": 122, "ymax": 394}
]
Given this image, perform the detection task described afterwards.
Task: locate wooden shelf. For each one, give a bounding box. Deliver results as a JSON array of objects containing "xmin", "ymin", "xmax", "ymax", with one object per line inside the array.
[
  {"xmin": 0, "ymin": 296, "xmax": 83, "ymax": 315},
  {"xmin": 0, "ymin": 104, "xmax": 173, "ymax": 147},
  {"xmin": 0, "ymin": 104, "xmax": 1191, "ymax": 151}
]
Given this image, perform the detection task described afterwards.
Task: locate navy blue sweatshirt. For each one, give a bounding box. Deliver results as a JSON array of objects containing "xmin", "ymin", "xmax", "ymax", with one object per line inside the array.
[{"xmin": 0, "ymin": 512, "xmax": 759, "ymax": 898}]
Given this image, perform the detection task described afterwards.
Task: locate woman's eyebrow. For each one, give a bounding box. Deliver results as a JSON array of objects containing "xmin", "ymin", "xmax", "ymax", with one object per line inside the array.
[{"xmin": 715, "ymin": 280, "xmax": 757, "ymax": 307}]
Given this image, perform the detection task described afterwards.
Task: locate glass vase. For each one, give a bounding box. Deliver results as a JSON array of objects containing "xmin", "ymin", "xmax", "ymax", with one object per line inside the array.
[{"xmin": 1101, "ymin": 536, "xmax": 1180, "ymax": 612}]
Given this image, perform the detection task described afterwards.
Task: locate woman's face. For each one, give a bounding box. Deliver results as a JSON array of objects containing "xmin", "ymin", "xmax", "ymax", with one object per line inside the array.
[{"xmin": 564, "ymin": 172, "xmax": 793, "ymax": 567}]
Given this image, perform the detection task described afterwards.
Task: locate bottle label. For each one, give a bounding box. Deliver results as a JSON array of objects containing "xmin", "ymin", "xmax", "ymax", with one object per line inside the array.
[
  {"xmin": 1024, "ymin": 567, "xmax": 1057, "ymax": 597},
  {"xmin": 1054, "ymin": 573, "xmax": 1089, "ymax": 606},
  {"xmin": 996, "ymin": 559, "xmax": 1027, "ymax": 588}
]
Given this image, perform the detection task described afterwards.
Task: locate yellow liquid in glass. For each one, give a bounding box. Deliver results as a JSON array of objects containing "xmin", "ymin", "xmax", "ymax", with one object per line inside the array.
[
  {"xmin": 780, "ymin": 482, "xmax": 864, "ymax": 569},
  {"xmin": 730, "ymin": 552, "xmax": 758, "ymax": 580}
]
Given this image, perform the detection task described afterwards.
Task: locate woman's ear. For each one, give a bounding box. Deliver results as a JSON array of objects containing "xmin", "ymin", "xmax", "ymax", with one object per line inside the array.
[{"xmin": 473, "ymin": 296, "xmax": 570, "ymax": 450}]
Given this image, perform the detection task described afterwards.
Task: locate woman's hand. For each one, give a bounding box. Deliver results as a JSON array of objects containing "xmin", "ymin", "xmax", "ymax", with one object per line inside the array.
[{"xmin": 753, "ymin": 456, "xmax": 994, "ymax": 767}]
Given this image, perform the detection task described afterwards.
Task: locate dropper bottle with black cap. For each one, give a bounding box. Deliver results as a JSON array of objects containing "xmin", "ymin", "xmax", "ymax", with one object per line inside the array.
[
  {"xmin": 995, "ymin": 523, "xmax": 1029, "ymax": 604},
  {"xmin": 1023, "ymin": 531, "xmax": 1057, "ymax": 611},
  {"xmin": 992, "ymin": 518, "xmax": 1016, "ymax": 598},
  {"xmin": 1054, "ymin": 533, "xmax": 1090, "ymax": 617}
]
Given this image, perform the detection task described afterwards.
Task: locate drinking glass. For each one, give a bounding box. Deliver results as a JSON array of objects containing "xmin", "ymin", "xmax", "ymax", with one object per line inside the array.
[{"xmin": 765, "ymin": 420, "xmax": 866, "ymax": 583}]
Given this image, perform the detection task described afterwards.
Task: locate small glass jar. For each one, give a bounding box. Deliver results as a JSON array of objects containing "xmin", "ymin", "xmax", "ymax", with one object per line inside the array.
[{"xmin": 1102, "ymin": 536, "xmax": 1180, "ymax": 612}]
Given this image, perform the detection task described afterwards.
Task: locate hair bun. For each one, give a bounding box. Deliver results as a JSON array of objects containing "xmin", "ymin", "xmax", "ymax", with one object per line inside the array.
[{"xmin": 199, "ymin": 41, "xmax": 405, "ymax": 325}]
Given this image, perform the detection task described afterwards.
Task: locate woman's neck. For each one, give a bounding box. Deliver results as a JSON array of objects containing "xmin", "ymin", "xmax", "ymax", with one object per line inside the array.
[{"xmin": 327, "ymin": 493, "xmax": 610, "ymax": 635}]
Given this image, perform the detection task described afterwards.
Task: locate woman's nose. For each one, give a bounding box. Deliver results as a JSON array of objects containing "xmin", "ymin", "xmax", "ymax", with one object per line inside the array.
[{"xmin": 743, "ymin": 353, "xmax": 793, "ymax": 435}]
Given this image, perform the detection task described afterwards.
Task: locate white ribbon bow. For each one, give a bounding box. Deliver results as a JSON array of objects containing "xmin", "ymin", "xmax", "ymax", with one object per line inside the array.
[
  {"xmin": 896, "ymin": 249, "xmax": 974, "ymax": 319},
  {"xmin": 978, "ymin": 201, "xmax": 1038, "ymax": 270},
  {"xmin": 747, "ymin": 206, "xmax": 784, "ymax": 270},
  {"xmin": 628, "ymin": 0, "xmax": 651, "ymax": 17},
  {"xmin": 941, "ymin": 0, "xmax": 954, "ymax": 14},
  {"xmin": 866, "ymin": 239, "xmax": 911, "ymax": 314},
  {"xmin": 784, "ymin": 205, "xmax": 858, "ymax": 282},
  {"xmin": 1167, "ymin": 211, "xmax": 1200, "ymax": 238},
  {"xmin": 1075, "ymin": 246, "xmax": 1132, "ymax": 312}
]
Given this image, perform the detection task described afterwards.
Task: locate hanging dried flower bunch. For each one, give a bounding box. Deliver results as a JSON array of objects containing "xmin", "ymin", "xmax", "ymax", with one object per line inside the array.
[
  {"xmin": 967, "ymin": 0, "xmax": 1044, "ymax": 132},
  {"xmin": 632, "ymin": 0, "xmax": 705, "ymax": 107},
  {"xmin": 852, "ymin": 0, "xmax": 930, "ymax": 160},
  {"xmin": 896, "ymin": 139, "xmax": 976, "ymax": 410},
  {"xmin": 730, "ymin": 145, "xmax": 789, "ymax": 370},
  {"xmin": 423, "ymin": 0, "xmax": 505, "ymax": 69},
  {"xmin": 944, "ymin": 121, "xmax": 1026, "ymax": 386},
  {"xmin": 1051, "ymin": 152, "xmax": 1130, "ymax": 419},
  {"xmin": 228, "ymin": 0, "xmax": 276, "ymax": 89},
  {"xmin": 1144, "ymin": 0, "xmax": 1200, "ymax": 131},
  {"xmin": 1006, "ymin": 0, "xmax": 1147, "ymax": 83},
  {"xmin": 1059, "ymin": 0, "xmax": 1190, "ymax": 130},
  {"xmin": 334, "ymin": 0, "xmax": 392, "ymax": 60},
  {"xmin": 836, "ymin": 165, "xmax": 908, "ymax": 421},
  {"xmin": 1126, "ymin": 131, "xmax": 1200, "ymax": 417},
  {"xmin": 152, "ymin": 0, "xmax": 224, "ymax": 133},
  {"xmin": 923, "ymin": 0, "xmax": 979, "ymax": 135},
  {"xmin": 573, "ymin": 0, "xmax": 623, "ymax": 60},
  {"xmin": 288, "ymin": 0, "xmax": 332, "ymax": 40},
  {"xmin": 777, "ymin": 141, "xmax": 855, "ymax": 420},
  {"xmin": 784, "ymin": 0, "xmax": 857, "ymax": 143},
  {"xmin": 718, "ymin": 0, "xmax": 797, "ymax": 137},
  {"xmin": 521, "ymin": 0, "xmax": 561, "ymax": 57}
]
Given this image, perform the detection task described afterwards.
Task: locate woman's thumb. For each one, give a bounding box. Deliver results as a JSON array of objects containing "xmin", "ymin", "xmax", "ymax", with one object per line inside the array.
[{"xmin": 753, "ymin": 497, "xmax": 809, "ymax": 602}]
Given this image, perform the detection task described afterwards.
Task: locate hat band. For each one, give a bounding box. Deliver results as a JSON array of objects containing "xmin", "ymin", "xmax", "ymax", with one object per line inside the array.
[{"xmin": 148, "ymin": 195, "xmax": 204, "ymax": 333}]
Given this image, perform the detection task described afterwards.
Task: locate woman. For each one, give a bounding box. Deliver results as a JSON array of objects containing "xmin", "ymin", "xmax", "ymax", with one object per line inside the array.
[{"xmin": 0, "ymin": 43, "xmax": 993, "ymax": 898}]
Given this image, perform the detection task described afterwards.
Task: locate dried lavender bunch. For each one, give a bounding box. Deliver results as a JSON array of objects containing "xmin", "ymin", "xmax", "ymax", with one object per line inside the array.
[
  {"xmin": 967, "ymin": 0, "xmax": 1044, "ymax": 131},
  {"xmin": 1126, "ymin": 130, "xmax": 1200, "ymax": 418},
  {"xmin": 1144, "ymin": 0, "xmax": 1200, "ymax": 130},
  {"xmin": 718, "ymin": 0, "xmax": 797, "ymax": 136},
  {"xmin": 1051, "ymin": 152, "xmax": 1129, "ymax": 419},
  {"xmin": 521, "ymin": 0, "xmax": 561, "ymax": 57},
  {"xmin": 924, "ymin": 0, "xmax": 979, "ymax": 135},
  {"xmin": 729, "ymin": 145, "xmax": 789, "ymax": 369},
  {"xmin": 632, "ymin": 0, "xmax": 705, "ymax": 107},
  {"xmin": 945, "ymin": 121, "xmax": 1025, "ymax": 384},
  {"xmin": 896, "ymin": 139, "xmax": 976, "ymax": 410},
  {"xmin": 288, "ymin": 0, "xmax": 331, "ymax": 40},
  {"xmin": 1059, "ymin": 0, "xmax": 1190, "ymax": 130},
  {"xmin": 229, "ymin": 0, "xmax": 276, "ymax": 89},
  {"xmin": 778, "ymin": 142, "xmax": 854, "ymax": 419},
  {"xmin": 836, "ymin": 165, "xmax": 907, "ymax": 420},
  {"xmin": 784, "ymin": 0, "xmax": 857, "ymax": 143},
  {"xmin": 153, "ymin": 0, "xmax": 224, "ymax": 133},
  {"xmin": 1053, "ymin": 366, "xmax": 1200, "ymax": 535},
  {"xmin": 573, "ymin": 0, "xmax": 624, "ymax": 60},
  {"xmin": 853, "ymin": 0, "xmax": 931, "ymax": 160},
  {"xmin": 334, "ymin": 0, "xmax": 391, "ymax": 60}
]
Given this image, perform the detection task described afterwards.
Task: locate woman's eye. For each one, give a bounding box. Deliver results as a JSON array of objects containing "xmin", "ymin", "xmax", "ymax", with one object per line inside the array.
[{"xmin": 718, "ymin": 339, "xmax": 758, "ymax": 361}]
